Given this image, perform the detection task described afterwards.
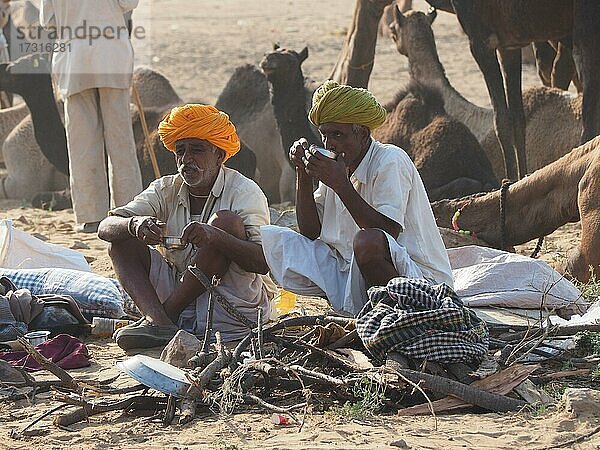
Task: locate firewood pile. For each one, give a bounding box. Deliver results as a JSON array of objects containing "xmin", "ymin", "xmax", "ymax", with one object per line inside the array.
[{"xmin": 3, "ymin": 307, "xmax": 600, "ymax": 434}]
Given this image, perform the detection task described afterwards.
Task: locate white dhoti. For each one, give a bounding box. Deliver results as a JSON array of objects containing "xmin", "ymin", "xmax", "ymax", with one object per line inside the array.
[
  {"xmin": 64, "ymin": 87, "xmax": 142, "ymax": 224},
  {"xmin": 261, "ymin": 225, "xmax": 426, "ymax": 316}
]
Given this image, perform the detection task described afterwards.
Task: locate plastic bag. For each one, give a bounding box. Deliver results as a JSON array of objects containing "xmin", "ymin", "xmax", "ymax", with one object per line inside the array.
[{"xmin": 0, "ymin": 219, "xmax": 91, "ymax": 272}]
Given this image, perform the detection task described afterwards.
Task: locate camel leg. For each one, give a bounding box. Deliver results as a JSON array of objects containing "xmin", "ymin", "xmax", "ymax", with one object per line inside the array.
[
  {"xmin": 499, "ymin": 48, "xmax": 526, "ymax": 178},
  {"xmin": 532, "ymin": 41, "xmax": 556, "ymax": 88},
  {"xmin": 467, "ymin": 42, "xmax": 518, "ymax": 180},
  {"xmin": 551, "ymin": 39, "xmax": 576, "ymax": 91},
  {"xmin": 573, "ymin": 0, "xmax": 600, "ymax": 143},
  {"xmin": 567, "ymin": 154, "xmax": 600, "ymax": 282}
]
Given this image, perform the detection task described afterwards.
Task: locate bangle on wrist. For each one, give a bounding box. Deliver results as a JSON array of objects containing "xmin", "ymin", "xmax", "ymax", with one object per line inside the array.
[{"xmin": 127, "ymin": 217, "xmax": 137, "ymax": 237}]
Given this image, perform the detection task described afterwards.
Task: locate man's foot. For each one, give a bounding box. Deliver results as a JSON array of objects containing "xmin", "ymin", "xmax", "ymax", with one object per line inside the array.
[
  {"xmin": 76, "ymin": 221, "xmax": 100, "ymax": 233},
  {"xmin": 114, "ymin": 318, "xmax": 178, "ymax": 350}
]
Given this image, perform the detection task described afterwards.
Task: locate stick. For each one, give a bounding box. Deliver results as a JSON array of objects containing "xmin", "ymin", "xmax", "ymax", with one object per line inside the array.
[
  {"xmin": 288, "ymin": 365, "xmax": 346, "ymax": 386},
  {"xmin": 257, "ymin": 308, "xmax": 264, "ymax": 359},
  {"xmin": 229, "ymin": 333, "xmax": 252, "ymax": 372},
  {"xmin": 17, "ymin": 338, "xmax": 81, "ymax": 392},
  {"xmin": 188, "ymin": 332, "xmax": 231, "ymax": 398},
  {"xmin": 178, "ymin": 398, "xmax": 197, "ymax": 425},
  {"xmin": 163, "ymin": 395, "xmax": 176, "ymax": 426},
  {"xmin": 242, "ymin": 393, "xmax": 303, "ymax": 422},
  {"xmin": 21, "ymin": 404, "xmax": 68, "ymax": 434},
  {"xmin": 131, "ymin": 81, "xmax": 160, "ymax": 179},
  {"xmin": 53, "ymin": 395, "xmax": 166, "ymax": 427},
  {"xmin": 328, "ymin": 329, "xmax": 358, "ymax": 350}
]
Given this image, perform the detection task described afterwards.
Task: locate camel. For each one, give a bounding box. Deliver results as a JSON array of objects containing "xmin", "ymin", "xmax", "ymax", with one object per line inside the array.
[
  {"xmin": 431, "ymin": 135, "xmax": 600, "ymax": 284},
  {"xmin": 0, "ymin": 55, "xmax": 69, "ymax": 175},
  {"xmin": 260, "ymin": 45, "xmax": 497, "ymax": 201},
  {"xmin": 424, "ymin": 0, "xmax": 600, "ymax": 182},
  {"xmin": 0, "ymin": 101, "xmax": 28, "ymax": 155},
  {"xmin": 215, "ymin": 64, "xmax": 291, "ymax": 203},
  {"xmin": 260, "ymin": 47, "xmax": 321, "ymax": 159},
  {"xmin": 389, "ymin": 8, "xmax": 583, "ymax": 181}
]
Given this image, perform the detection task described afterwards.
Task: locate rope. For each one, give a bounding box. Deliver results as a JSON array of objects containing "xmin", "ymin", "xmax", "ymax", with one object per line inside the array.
[
  {"xmin": 347, "ymin": 59, "xmax": 375, "ymax": 70},
  {"xmin": 187, "ymin": 265, "xmax": 256, "ymax": 329},
  {"xmin": 499, "ymin": 179, "xmax": 544, "ymax": 259},
  {"xmin": 499, "ymin": 180, "xmax": 511, "ymax": 250}
]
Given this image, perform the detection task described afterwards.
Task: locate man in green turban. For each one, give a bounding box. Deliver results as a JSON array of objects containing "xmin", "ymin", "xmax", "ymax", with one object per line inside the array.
[{"xmin": 261, "ymin": 81, "xmax": 452, "ymax": 315}]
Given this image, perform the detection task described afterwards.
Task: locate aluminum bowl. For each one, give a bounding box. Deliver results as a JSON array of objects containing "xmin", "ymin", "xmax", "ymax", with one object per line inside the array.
[
  {"xmin": 162, "ymin": 236, "xmax": 187, "ymax": 250},
  {"xmin": 116, "ymin": 354, "xmax": 191, "ymax": 398}
]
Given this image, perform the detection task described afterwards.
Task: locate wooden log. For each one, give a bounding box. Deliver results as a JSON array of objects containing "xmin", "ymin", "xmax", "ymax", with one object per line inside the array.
[
  {"xmin": 53, "ymin": 395, "xmax": 166, "ymax": 427},
  {"xmin": 393, "ymin": 368, "xmax": 527, "ymax": 413},
  {"xmin": 398, "ymin": 364, "xmax": 539, "ymax": 415}
]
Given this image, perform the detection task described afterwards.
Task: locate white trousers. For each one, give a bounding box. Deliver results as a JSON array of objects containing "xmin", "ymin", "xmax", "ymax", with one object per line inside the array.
[
  {"xmin": 261, "ymin": 225, "xmax": 426, "ymax": 316},
  {"xmin": 64, "ymin": 87, "xmax": 142, "ymax": 223}
]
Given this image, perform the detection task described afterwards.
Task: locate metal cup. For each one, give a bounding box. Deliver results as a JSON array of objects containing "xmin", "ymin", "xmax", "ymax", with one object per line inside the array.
[
  {"xmin": 310, "ymin": 145, "xmax": 337, "ymax": 159},
  {"xmin": 162, "ymin": 236, "xmax": 187, "ymax": 250}
]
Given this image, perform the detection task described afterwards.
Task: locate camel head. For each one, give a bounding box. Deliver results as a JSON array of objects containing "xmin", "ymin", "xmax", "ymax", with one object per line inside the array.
[
  {"xmin": 260, "ymin": 46, "xmax": 309, "ymax": 84},
  {"xmin": 0, "ymin": 53, "xmax": 52, "ymax": 97},
  {"xmin": 389, "ymin": 7, "xmax": 437, "ymax": 56}
]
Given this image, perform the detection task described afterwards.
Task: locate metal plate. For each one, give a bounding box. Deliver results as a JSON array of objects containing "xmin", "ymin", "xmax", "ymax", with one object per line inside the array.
[{"xmin": 116, "ymin": 354, "xmax": 191, "ymax": 398}]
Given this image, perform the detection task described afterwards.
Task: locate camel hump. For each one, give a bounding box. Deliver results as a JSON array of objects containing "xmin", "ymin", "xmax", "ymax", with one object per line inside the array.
[
  {"xmin": 216, "ymin": 64, "xmax": 270, "ymax": 122},
  {"xmin": 522, "ymin": 86, "xmax": 579, "ymax": 117},
  {"xmin": 133, "ymin": 66, "xmax": 182, "ymax": 109},
  {"xmin": 386, "ymin": 81, "xmax": 446, "ymax": 116}
]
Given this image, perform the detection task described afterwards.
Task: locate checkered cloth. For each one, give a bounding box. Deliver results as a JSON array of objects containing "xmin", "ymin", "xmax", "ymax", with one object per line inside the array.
[
  {"xmin": 356, "ymin": 277, "xmax": 489, "ymax": 363},
  {"xmin": 0, "ymin": 268, "xmax": 133, "ymax": 319}
]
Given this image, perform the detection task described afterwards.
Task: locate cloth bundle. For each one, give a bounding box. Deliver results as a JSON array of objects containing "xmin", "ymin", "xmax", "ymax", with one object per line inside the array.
[
  {"xmin": 0, "ymin": 334, "xmax": 90, "ymax": 372},
  {"xmin": 356, "ymin": 277, "xmax": 489, "ymax": 363}
]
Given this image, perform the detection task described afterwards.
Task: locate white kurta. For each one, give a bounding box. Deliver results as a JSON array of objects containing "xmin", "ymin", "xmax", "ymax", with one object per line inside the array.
[
  {"xmin": 40, "ymin": 0, "xmax": 142, "ymax": 224},
  {"xmin": 262, "ymin": 139, "xmax": 453, "ymax": 316},
  {"xmin": 39, "ymin": 0, "xmax": 137, "ymax": 98}
]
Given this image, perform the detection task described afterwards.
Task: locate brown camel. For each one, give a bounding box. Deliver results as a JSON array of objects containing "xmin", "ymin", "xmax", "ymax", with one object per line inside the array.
[
  {"xmin": 389, "ymin": 8, "xmax": 583, "ymax": 181},
  {"xmin": 261, "ymin": 46, "xmax": 497, "ymax": 201},
  {"xmin": 431, "ymin": 135, "xmax": 600, "ymax": 284},
  {"xmin": 215, "ymin": 64, "xmax": 291, "ymax": 203},
  {"xmin": 425, "ymin": 0, "xmax": 600, "ymax": 182}
]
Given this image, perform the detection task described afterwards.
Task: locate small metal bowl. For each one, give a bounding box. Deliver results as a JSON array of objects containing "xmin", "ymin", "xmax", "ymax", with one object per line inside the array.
[
  {"xmin": 24, "ymin": 330, "xmax": 50, "ymax": 347},
  {"xmin": 310, "ymin": 145, "xmax": 338, "ymax": 159},
  {"xmin": 162, "ymin": 236, "xmax": 187, "ymax": 250}
]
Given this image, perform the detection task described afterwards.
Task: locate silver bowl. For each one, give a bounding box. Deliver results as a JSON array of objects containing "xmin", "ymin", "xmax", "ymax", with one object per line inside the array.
[
  {"xmin": 310, "ymin": 145, "xmax": 338, "ymax": 159},
  {"xmin": 162, "ymin": 236, "xmax": 187, "ymax": 250}
]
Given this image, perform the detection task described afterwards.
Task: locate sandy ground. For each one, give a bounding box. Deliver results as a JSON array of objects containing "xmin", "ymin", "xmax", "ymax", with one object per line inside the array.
[{"xmin": 0, "ymin": 0, "xmax": 594, "ymax": 448}]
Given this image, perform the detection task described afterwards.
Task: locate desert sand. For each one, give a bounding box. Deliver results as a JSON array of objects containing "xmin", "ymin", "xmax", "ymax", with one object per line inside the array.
[{"xmin": 0, "ymin": 0, "xmax": 595, "ymax": 448}]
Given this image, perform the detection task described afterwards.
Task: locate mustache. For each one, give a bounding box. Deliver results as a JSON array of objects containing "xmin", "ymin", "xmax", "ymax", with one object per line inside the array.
[{"xmin": 178, "ymin": 162, "xmax": 200, "ymax": 172}]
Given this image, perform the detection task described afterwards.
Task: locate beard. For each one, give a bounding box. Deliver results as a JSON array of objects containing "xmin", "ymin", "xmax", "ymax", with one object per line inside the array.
[{"xmin": 178, "ymin": 162, "xmax": 219, "ymax": 188}]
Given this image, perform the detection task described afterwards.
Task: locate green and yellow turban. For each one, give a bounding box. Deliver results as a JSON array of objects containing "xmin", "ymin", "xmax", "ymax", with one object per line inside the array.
[
  {"xmin": 158, "ymin": 104, "xmax": 240, "ymax": 160},
  {"xmin": 308, "ymin": 80, "xmax": 387, "ymax": 131}
]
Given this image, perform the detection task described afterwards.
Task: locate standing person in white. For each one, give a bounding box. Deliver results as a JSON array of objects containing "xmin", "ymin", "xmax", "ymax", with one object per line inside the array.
[{"xmin": 40, "ymin": 0, "xmax": 142, "ymax": 232}]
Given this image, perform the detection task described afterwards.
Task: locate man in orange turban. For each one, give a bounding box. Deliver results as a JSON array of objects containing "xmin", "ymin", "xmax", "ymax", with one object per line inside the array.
[{"xmin": 98, "ymin": 104, "xmax": 276, "ymax": 350}]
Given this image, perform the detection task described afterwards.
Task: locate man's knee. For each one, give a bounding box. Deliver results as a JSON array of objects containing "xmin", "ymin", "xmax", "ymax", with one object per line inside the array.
[
  {"xmin": 353, "ymin": 228, "xmax": 389, "ymax": 265},
  {"xmin": 208, "ymin": 210, "xmax": 246, "ymax": 240},
  {"xmin": 108, "ymin": 239, "xmax": 150, "ymax": 267}
]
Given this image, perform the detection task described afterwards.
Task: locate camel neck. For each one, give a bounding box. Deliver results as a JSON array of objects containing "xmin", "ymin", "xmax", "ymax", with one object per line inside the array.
[
  {"xmin": 269, "ymin": 72, "xmax": 320, "ymax": 150},
  {"xmin": 21, "ymin": 76, "xmax": 69, "ymax": 174},
  {"xmin": 406, "ymin": 26, "xmax": 492, "ymax": 142}
]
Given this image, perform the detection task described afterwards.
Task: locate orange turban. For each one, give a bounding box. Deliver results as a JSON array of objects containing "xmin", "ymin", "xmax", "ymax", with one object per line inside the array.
[{"xmin": 158, "ymin": 104, "xmax": 240, "ymax": 160}]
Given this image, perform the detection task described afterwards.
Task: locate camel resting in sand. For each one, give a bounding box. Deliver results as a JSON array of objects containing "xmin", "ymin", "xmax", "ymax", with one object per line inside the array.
[{"xmin": 431, "ymin": 135, "xmax": 600, "ymax": 284}]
